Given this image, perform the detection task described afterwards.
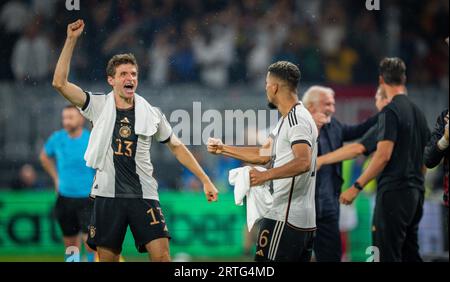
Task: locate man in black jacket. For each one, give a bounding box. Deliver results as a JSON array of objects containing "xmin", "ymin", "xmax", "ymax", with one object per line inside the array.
[{"xmin": 303, "ymin": 86, "xmax": 378, "ymax": 262}]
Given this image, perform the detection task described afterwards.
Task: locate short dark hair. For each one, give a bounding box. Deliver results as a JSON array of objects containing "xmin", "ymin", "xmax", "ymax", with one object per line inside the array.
[
  {"xmin": 379, "ymin": 57, "xmax": 407, "ymax": 86},
  {"xmin": 106, "ymin": 53, "xmax": 139, "ymax": 77},
  {"xmin": 268, "ymin": 61, "xmax": 301, "ymax": 90}
]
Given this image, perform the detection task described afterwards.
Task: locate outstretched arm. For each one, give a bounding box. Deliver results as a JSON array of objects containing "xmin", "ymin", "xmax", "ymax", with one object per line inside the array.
[
  {"xmin": 317, "ymin": 143, "xmax": 367, "ymax": 170},
  {"xmin": 167, "ymin": 135, "xmax": 219, "ymax": 202},
  {"xmin": 207, "ymin": 138, "xmax": 273, "ymax": 165},
  {"xmin": 52, "ymin": 19, "xmax": 86, "ymax": 108},
  {"xmin": 340, "ymin": 140, "xmax": 394, "ymax": 205}
]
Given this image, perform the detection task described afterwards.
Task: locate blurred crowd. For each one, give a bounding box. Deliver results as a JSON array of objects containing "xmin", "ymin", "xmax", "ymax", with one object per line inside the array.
[{"xmin": 0, "ymin": 0, "xmax": 448, "ymax": 88}]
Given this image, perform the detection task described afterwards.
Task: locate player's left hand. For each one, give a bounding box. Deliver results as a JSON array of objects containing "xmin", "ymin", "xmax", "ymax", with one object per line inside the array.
[
  {"xmin": 203, "ymin": 181, "xmax": 219, "ymax": 202},
  {"xmin": 340, "ymin": 186, "xmax": 360, "ymax": 205},
  {"xmin": 249, "ymin": 168, "xmax": 269, "ymax": 187}
]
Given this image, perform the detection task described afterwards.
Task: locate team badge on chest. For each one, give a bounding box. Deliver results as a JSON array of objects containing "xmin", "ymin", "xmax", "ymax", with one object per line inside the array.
[{"xmin": 119, "ymin": 125, "xmax": 132, "ymax": 138}]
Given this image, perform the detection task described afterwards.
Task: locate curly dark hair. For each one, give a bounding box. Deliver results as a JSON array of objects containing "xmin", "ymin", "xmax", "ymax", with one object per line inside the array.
[{"xmin": 268, "ymin": 61, "xmax": 301, "ymax": 90}]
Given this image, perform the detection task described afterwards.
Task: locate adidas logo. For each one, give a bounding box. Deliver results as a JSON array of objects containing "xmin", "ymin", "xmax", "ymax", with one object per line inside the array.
[
  {"xmin": 94, "ymin": 184, "xmax": 99, "ymax": 190},
  {"xmin": 121, "ymin": 117, "xmax": 130, "ymax": 124},
  {"xmin": 256, "ymin": 249, "xmax": 264, "ymax": 257}
]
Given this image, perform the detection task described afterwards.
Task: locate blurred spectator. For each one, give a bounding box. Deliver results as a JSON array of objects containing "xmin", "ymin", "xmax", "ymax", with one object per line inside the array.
[
  {"xmin": 0, "ymin": 0, "xmax": 30, "ymax": 80},
  {"xmin": 31, "ymin": 0, "xmax": 57, "ymax": 21},
  {"xmin": 0, "ymin": 0, "xmax": 29, "ymax": 34},
  {"xmin": 148, "ymin": 32, "xmax": 173, "ymax": 86},
  {"xmin": 0, "ymin": 0, "xmax": 447, "ymax": 87},
  {"xmin": 83, "ymin": 0, "xmax": 113, "ymax": 80},
  {"xmin": 10, "ymin": 164, "xmax": 44, "ymax": 190},
  {"xmin": 246, "ymin": 19, "xmax": 276, "ymax": 86},
  {"xmin": 318, "ymin": 0, "xmax": 347, "ymax": 57},
  {"xmin": 192, "ymin": 11, "xmax": 236, "ymax": 88},
  {"xmin": 171, "ymin": 39, "xmax": 197, "ymax": 83},
  {"xmin": 11, "ymin": 18, "xmax": 53, "ymax": 84}
]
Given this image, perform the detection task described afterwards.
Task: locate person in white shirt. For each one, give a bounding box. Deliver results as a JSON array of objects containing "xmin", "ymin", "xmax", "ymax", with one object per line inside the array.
[
  {"xmin": 52, "ymin": 19, "xmax": 219, "ymax": 262},
  {"xmin": 208, "ymin": 61, "xmax": 318, "ymax": 262}
]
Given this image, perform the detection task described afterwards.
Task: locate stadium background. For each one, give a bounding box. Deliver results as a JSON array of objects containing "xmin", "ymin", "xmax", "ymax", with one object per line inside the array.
[{"xmin": 0, "ymin": 0, "xmax": 448, "ymax": 261}]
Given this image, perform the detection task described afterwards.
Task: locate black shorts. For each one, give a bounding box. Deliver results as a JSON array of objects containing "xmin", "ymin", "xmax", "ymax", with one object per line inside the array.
[
  {"xmin": 255, "ymin": 218, "xmax": 315, "ymax": 262},
  {"xmin": 54, "ymin": 195, "xmax": 93, "ymax": 237},
  {"xmin": 87, "ymin": 197, "xmax": 170, "ymax": 253}
]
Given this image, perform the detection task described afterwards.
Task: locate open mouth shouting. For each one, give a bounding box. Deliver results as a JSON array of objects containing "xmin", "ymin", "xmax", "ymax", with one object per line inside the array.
[{"xmin": 123, "ymin": 82, "xmax": 135, "ymax": 95}]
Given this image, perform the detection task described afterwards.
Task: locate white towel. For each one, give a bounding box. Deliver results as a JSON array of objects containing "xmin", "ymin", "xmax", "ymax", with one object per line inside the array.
[
  {"xmin": 84, "ymin": 92, "xmax": 160, "ymax": 170},
  {"xmin": 229, "ymin": 166, "xmax": 273, "ymax": 232}
]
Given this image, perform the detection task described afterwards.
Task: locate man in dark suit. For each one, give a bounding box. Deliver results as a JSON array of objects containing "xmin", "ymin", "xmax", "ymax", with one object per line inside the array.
[{"xmin": 302, "ymin": 86, "xmax": 378, "ymax": 262}]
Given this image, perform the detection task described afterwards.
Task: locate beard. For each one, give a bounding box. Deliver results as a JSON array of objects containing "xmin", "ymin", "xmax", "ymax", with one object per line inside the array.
[{"xmin": 267, "ymin": 102, "xmax": 277, "ymax": 110}]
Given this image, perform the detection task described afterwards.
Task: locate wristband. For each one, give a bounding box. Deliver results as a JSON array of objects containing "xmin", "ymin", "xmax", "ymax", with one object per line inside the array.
[{"xmin": 354, "ymin": 182, "xmax": 364, "ymax": 191}]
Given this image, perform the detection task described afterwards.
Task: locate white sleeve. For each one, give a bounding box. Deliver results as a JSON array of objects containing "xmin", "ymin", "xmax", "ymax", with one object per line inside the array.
[
  {"xmin": 155, "ymin": 109, "xmax": 173, "ymax": 143},
  {"xmin": 78, "ymin": 91, "xmax": 107, "ymax": 123},
  {"xmin": 287, "ymin": 112, "xmax": 314, "ymax": 148}
]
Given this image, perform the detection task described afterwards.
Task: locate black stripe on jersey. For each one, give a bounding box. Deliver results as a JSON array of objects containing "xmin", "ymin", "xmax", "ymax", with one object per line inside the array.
[
  {"xmin": 285, "ymin": 176, "xmax": 296, "ymax": 222},
  {"xmin": 82, "ymin": 91, "xmax": 106, "ymax": 111},
  {"xmin": 288, "ymin": 112, "xmax": 298, "ymax": 127},
  {"xmin": 293, "ymin": 106, "xmax": 298, "ymax": 125},
  {"xmin": 82, "ymin": 91, "xmax": 91, "ymax": 111},
  {"xmin": 284, "ymin": 177, "xmax": 316, "ymax": 231},
  {"xmin": 287, "ymin": 103, "xmax": 300, "ymax": 128},
  {"xmin": 291, "ymin": 140, "xmax": 312, "ymax": 147},
  {"xmin": 160, "ymin": 133, "xmax": 172, "ymax": 144}
]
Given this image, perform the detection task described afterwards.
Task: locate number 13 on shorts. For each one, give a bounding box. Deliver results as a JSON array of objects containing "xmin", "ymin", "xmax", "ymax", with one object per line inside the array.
[{"xmin": 147, "ymin": 207, "xmax": 165, "ymax": 225}]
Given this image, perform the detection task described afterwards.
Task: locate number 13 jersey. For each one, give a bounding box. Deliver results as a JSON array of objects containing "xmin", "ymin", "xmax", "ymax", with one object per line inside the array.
[{"xmin": 80, "ymin": 91, "xmax": 173, "ymax": 200}]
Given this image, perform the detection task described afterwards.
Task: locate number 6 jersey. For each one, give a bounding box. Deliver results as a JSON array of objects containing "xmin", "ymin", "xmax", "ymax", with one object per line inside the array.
[{"xmin": 266, "ymin": 103, "xmax": 318, "ymax": 230}]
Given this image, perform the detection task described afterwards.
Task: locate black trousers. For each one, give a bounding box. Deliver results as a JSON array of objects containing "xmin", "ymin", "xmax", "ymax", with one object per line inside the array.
[
  {"xmin": 373, "ymin": 188, "xmax": 424, "ymax": 262},
  {"xmin": 313, "ymin": 214, "xmax": 342, "ymax": 262}
]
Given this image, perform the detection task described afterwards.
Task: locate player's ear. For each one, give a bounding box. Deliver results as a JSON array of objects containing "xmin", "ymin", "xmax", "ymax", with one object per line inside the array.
[
  {"xmin": 107, "ymin": 76, "xmax": 114, "ymax": 87},
  {"xmin": 273, "ymin": 83, "xmax": 279, "ymax": 95},
  {"xmin": 379, "ymin": 76, "xmax": 384, "ymax": 85}
]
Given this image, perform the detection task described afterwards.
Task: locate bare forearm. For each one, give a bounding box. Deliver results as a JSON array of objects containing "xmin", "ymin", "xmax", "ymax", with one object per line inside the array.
[
  {"xmin": 266, "ymin": 158, "xmax": 310, "ymax": 181},
  {"xmin": 53, "ymin": 37, "xmax": 77, "ymax": 87},
  {"xmin": 221, "ymin": 145, "xmax": 270, "ymax": 165},
  {"xmin": 356, "ymin": 152, "xmax": 388, "ymax": 186},
  {"xmin": 320, "ymin": 144, "xmax": 365, "ymax": 166},
  {"xmin": 172, "ymin": 145, "xmax": 211, "ymax": 184}
]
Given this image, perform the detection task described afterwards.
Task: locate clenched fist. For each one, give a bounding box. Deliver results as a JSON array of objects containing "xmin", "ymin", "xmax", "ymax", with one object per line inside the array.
[
  {"xmin": 67, "ymin": 19, "xmax": 85, "ymax": 39},
  {"xmin": 207, "ymin": 138, "xmax": 224, "ymax": 155}
]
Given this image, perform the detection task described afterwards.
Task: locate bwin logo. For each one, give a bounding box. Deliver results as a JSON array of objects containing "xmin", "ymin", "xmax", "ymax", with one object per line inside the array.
[
  {"xmin": 366, "ymin": 0, "xmax": 381, "ymax": 11},
  {"xmin": 66, "ymin": 0, "xmax": 80, "ymax": 11}
]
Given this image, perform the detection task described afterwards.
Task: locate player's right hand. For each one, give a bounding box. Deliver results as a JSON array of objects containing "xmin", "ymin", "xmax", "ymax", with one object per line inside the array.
[
  {"xmin": 67, "ymin": 19, "xmax": 85, "ymax": 39},
  {"xmin": 207, "ymin": 138, "xmax": 224, "ymax": 155}
]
